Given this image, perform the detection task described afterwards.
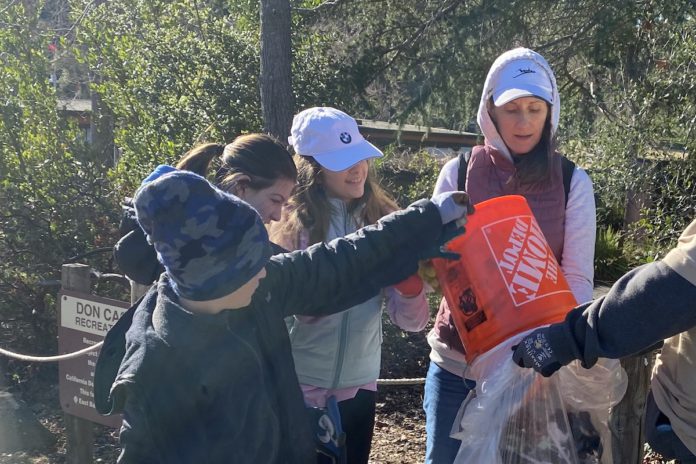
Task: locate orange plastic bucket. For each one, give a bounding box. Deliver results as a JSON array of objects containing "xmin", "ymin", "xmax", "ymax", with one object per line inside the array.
[{"xmin": 433, "ymin": 195, "xmax": 577, "ymax": 362}]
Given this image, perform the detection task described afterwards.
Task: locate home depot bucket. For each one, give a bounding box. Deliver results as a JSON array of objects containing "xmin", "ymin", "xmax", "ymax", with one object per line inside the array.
[{"xmin": 432, "ymin": 195, "xmax": 577, "ymax": 362}]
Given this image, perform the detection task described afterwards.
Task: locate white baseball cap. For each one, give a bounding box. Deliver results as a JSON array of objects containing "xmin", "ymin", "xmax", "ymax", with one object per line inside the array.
[
  {"xmin": 288, "ymin": 107, "xmax": 383, "ymax": 172},
  {"xmin": 492, "ymin": 59, "xmax": 553, "ymax": 106}
]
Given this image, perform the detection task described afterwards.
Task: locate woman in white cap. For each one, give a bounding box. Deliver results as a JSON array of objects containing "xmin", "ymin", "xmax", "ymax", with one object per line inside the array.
[
  {"xmin": 271, "ymin": 106, "xmax": 430, "ymax": 464},
  {"xmin": 422, "ymin": 47, "xmax": 598, "ymax": 463}
]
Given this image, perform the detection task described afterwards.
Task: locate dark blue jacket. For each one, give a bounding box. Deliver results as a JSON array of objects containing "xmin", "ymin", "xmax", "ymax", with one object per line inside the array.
[
  {"xmin": 548, "ymin": 261, "xmax": 696, "ymax": 367},
  {"xmin": 97, "ymin": 200, "xmax": 446, "ymax": 464}
]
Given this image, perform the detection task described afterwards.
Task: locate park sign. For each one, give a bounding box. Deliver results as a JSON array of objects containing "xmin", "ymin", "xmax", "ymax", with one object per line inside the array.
[{"xmin": 58, "ymin": 289, "xmax": 129, "ymax": 427}]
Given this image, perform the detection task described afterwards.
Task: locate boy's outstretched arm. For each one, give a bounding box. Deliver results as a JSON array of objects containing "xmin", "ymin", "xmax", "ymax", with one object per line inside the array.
[{"xmin": 266, "ymin": 192, "xmax": 472, "ymax": 318}]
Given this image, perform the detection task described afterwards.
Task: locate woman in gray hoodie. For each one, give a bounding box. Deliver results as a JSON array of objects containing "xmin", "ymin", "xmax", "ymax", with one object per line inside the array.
[{"xmin": 423, "ymin": 47, "xmax": 598, "ymax": 463}]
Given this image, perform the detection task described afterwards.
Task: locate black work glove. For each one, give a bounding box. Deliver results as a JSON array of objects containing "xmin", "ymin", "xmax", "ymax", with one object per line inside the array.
[
  {"xmin": 512, "ymin": 328, "xmax": 564, "ymax": 377},
  {"xmin": 419, "ymin": 191, "xmax": 475, "ymax": 261},
  {"xmin": 419, "ymin": 221, "xmax": 466, "ymax": 261}
]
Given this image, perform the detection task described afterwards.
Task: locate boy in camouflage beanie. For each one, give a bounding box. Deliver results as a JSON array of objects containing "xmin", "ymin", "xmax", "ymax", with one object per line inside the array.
[
  {"xmin": 133, "ymin": 169, "xmax": 272, "ymax": 303},
  {"xmin": 101, "ymin": 166, "xmax": 473, "ymax": 464}
]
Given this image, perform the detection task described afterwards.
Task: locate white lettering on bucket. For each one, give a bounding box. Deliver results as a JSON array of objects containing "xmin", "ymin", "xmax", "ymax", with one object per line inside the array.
[
  {"xmin": 498, "ymin": 218, "xmax": 528, "ymax": 275},
  {"xmin": 488, "ymin": 215, "xmax": 561, "ymax": 305}
]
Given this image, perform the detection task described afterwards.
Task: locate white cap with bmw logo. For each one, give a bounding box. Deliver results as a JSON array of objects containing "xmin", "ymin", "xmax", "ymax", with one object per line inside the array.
[{"xmin": 288, "ymin": 107, "xmax": 383, "ymax": 172}]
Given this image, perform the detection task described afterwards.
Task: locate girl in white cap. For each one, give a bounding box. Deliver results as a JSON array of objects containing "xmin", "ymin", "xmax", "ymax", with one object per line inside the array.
[
  {"xmin": 423, "ymin": 47, "xmax": 600, "ymax": 463},
  {"xmin": 271, "ymin": 106, "xmax": 430, "ymax": 464}
]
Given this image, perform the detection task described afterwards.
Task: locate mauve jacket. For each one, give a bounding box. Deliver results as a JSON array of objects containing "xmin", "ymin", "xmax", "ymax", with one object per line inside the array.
[{"xmin": 433, "ymin": 145, "xmax": 568, "ymax": 355}]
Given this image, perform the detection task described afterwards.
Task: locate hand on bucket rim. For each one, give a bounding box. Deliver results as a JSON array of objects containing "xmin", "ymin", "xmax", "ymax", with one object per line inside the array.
[
  {"xmin": 431, "ymin": 191, "xmax": 475, "ymax": 226},
  {"xmin": 419, "ymin": 222, "xmax": 466, "ymax": 261}
]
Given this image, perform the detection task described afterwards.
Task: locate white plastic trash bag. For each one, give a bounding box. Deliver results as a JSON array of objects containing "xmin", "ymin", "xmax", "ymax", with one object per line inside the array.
[
  {"xmin": 451, "ymin": 329, "xmax": 627, "ymax": 464},
  {"xmin": 558, "ymin": 357, "xmax": 627, "ymax": 463}
]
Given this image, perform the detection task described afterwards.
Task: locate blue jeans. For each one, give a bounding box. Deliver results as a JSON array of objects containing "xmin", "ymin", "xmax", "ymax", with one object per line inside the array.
[{"xmin": 423, "ymin": 362, "xmax": 475, "ymax": 464}]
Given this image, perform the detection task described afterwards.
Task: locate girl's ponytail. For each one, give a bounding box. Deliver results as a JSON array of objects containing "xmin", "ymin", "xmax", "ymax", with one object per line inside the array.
[{"xmin": 176, "ymin": 143, "xmax": 226, "ymax": 177}]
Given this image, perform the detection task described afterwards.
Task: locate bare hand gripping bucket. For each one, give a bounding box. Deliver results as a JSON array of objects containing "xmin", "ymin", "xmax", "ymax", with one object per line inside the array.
[{"xmin": 433, "ymin": 195, "xmax": 577, "ymax": 362}]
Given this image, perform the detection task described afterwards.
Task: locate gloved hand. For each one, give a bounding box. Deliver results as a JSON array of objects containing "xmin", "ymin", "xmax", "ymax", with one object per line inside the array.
[
  {"xmin": 392, "ymin": 274, "xmax": 424, "ymax": 297},
  {"xmin": 431, "ymin": 191, "xmax": 474, "ymax": 226},
  {"xmin": 512, "ymin": 328, "xmax": 564, "ymax": 377},
  {"xmin": 419, "ymin": 221, "xmax": 465, "ymax": 261}
]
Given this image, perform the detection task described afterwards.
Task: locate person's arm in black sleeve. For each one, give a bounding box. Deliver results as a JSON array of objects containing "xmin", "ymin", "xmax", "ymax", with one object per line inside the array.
[
  {"xmin": 558, "ymin": 261, "xmax": 696, "ymax": 366},
  {"xmin": 264, "ymin": 199, "xmax": 457, "ymax": 318},
  {"xmin": 114, "ymin": 200, "xmax": 162, "ymax": 285},
  {"xmin": 513, "ymin": 261, "xmax": 696, "ymax": 376}
]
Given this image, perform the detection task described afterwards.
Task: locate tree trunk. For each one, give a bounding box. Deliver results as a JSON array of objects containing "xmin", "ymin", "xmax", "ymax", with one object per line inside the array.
[
  {"xmin": 90, "ymin": 90, "xmax": 115, "ymax": 165},
  {"xmin": 259, "ymin": 0, "xmax": 294, "ymax": 141},
  {"xmin": 623, "ymin": 158, "xmax": 652, "ymax": 243}
]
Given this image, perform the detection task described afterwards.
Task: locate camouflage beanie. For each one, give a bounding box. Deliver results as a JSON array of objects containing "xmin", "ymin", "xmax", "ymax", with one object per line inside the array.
[{"xmin": 133, "ymin": 169, "xmax": 272, "ymax": 301}]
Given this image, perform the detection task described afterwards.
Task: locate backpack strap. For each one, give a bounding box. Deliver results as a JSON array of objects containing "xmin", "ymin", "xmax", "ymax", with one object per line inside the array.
[
  {"xmin": 457, "ymin": 150, "xmax": 471, "ymax": 191},
  {"xmin": 561, "ymin": 156, "xmax": 575, "ymax": 207}
]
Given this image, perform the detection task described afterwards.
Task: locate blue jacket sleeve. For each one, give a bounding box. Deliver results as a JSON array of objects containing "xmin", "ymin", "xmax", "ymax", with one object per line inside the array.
[{"xmin": 547, "ymin": 261, "xmax": 696, "ymax": 368}]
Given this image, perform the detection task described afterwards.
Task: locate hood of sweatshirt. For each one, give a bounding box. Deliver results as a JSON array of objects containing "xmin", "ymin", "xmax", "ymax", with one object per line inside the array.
[{"xmin": 476, "ymin": 47, "xmax": 560, "ymax": 162}]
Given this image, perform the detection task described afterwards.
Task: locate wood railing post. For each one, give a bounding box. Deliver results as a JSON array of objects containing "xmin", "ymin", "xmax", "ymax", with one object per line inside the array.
[
  {"xmin": 61, "ymin": 263, "xmax": 94, "ymax": 464},
  {"xmin": 609, "ymin": 353, "xmax": 654, "ymax": 464},
  {"xmin": 609, "ymin": 157, "xmax": 654, "ymax": 463}
]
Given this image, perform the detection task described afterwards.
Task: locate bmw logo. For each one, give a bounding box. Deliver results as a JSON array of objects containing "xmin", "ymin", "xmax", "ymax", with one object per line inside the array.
[{"xmin": 339, "ymin": 132, "xmax": 352, "ymax": 144}]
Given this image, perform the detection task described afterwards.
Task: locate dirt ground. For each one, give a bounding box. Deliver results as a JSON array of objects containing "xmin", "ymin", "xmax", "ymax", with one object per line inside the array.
[{"xmin": 0, "ymin": 314, "xmax": 674, "ymax": 464}]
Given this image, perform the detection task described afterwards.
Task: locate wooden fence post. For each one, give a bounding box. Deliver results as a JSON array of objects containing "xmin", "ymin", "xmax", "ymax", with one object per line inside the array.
[
  {"xmin": 591, "ymin": 285, "xmax": 654, "ymax": 463},
  {"xmin": 609, "ymin": 354, "xmax": 654, "ymax": 464},
  {"xmin": 609, "ymin": 158, "xmax": 655, "ymax": 463},
  {"xmin": 61, "ymin": 263, "xmax": 94, "ymax": 464}
]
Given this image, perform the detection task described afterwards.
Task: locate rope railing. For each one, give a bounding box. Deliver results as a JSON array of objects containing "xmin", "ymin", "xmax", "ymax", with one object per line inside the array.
[
  {"xmin": 377, "ymin": 377, "xmax": 425, "ymax": 386},
  {"xmin": 0, "ymin": 342, "xmax": 103, "ymax": 362},
  {"xmin": 0, "ymin": 342, "xmax": 426, "ymax": 384}
]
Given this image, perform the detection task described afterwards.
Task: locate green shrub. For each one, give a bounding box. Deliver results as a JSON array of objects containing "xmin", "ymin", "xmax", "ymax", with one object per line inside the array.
[
  {"xmin": 0, "ymin": 2, "xmax": 121, "ymax": 362},
  {"xmin": 594, "ymin": 227, "xmax": 630, "ymax": 283},
  {"xmin": 376, "ymin": 148, "xmax": 444, "ymax": 207}
]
